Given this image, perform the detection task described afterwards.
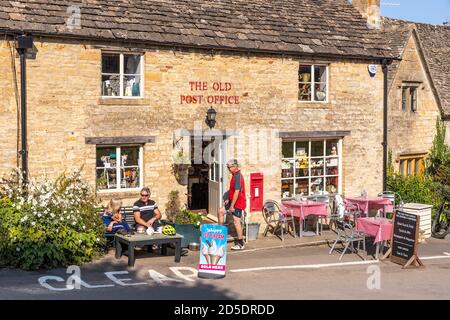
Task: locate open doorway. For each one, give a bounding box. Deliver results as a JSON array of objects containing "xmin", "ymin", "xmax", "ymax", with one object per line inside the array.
[
  {"xmin": 187, "ymin": 138, "xmax": 210, "ymax": 211},
  {"xmin": 187, "ymin": 135, "xmax": 227, "ymax": 217}
]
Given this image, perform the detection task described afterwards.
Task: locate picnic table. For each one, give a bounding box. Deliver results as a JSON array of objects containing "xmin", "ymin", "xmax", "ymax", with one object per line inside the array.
[
  {"xmin": 356, "ymin": 217, "xmax": 393, "ymax": 259},
  {"xmin": 346, "ymin": 196, "xmax": 394, "ymax": 217},
  {"xmin": 115, "ymin": 233, "xmax": 183, "ymax": 267},
  {"xmin": 282, "ymin": 200, "xmax": 329, "ymax": 237}
]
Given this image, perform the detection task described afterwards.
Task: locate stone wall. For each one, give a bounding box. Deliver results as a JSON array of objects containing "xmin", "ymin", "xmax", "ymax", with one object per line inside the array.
[
  {"xmin": 387, "ymin": 35, "xmax": 441, "ymax": 169},
  {"xmin": 0, "ymin": 38, "xmax": 385, "ymax": 223}
]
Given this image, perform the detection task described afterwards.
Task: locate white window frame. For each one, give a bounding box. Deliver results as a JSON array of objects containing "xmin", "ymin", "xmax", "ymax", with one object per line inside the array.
[
  {"xmin": 298, "ymin": 64, "xmax": 329, "ymax": 103},
  {"xmin": 96, "ymin": 145, "xmax": 144, "ymax": 193},
  {"xmin": 281, "ymin": 139, "xmax": 342, "ymax": 198},
  {"xmin": 101, "ymin": 53, "xmax": 144, "ymax": 99}
]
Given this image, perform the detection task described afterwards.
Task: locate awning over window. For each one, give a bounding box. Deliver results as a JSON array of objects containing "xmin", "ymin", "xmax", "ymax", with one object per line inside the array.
[
  {"xmin": 278, "ymin": 131, "xmax": 351, "ymax": 139},
  {"xmin": 85, "ymin": 136, "xmax": 155, "ymax": 145}
]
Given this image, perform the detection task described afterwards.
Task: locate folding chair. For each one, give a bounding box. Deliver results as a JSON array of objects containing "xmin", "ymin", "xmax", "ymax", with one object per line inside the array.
[{"xmin": 329, "ymin": 217, "xmax": 366, "ymax": 261}]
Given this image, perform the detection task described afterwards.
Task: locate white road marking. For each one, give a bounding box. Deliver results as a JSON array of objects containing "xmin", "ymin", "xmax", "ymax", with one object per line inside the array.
[
  {"xmin": 420, "ymin": 254, "xmax": 450, "ymax": 261},
  {"xmin": 228, "ymin": 240, "xmax": 328, "ymax": 254},
  {"xmin": 230, "ymin": 260, "xmax": 379, "ymax": 273},
  {"xmin": 230, "ymin": 253, "xmax": 450, "ymax": 273}
]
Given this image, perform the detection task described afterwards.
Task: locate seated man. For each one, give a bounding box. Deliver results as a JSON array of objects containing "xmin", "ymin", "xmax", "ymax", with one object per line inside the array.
[{"xmin": 133, "ymin": 187, "xmax": 162, "ymax": 233}]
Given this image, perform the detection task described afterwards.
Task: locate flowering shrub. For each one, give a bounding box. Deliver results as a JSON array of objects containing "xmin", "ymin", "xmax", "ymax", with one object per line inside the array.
[
  {"xmin": 0, "ymin": 170, "xmax": 106, "ymax": 270},
  {"xmin": 173, "ymin": 209, "xmax": 203, "ymax": 227}
]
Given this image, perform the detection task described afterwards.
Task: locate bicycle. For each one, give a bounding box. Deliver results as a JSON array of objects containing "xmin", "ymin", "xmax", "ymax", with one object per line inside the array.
[{"xmin": 431, "ymin": 193, "xmax": 450, "ymax": 239}]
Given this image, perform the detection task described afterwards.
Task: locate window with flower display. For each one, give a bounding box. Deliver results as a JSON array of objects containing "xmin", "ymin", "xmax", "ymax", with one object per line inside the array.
[
  {"xmin": 96, "ymin": 146, "xmax": 143, "ymax": 191},
  {"xmin": 281, "ymin": 139, "xmax": 341, "ymax": 198}
]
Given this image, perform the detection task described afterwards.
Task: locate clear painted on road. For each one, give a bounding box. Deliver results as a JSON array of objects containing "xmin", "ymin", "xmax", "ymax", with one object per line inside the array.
[{"xmin": 38, "ymin": 267, "xmax": 198, "ymax": 291}]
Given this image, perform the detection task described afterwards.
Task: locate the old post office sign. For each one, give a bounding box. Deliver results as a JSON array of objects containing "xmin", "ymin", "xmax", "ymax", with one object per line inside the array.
[{"xmin": 180, "ymin": 81, "xmax": 240, "ymax": 105}]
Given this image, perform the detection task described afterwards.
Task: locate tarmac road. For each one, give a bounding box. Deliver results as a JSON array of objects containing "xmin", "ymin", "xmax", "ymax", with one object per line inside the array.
[{"xmin": 1, "ymin": 237, "xmax": 450, "ymax": 300}]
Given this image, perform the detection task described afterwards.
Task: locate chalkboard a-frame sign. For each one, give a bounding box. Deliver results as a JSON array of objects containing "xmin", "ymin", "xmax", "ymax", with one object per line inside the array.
[{"xmin": 382, "ymin": 210, "xmax": 424, "ymax": 268}]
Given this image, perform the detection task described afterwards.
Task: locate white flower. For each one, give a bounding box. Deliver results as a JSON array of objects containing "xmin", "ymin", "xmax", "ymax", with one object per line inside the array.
[
  {"xmin": 96, "ymin": 237, "xmax": 100, "ymax": 242},
  {"xmin": 16, "ymin": 247, "xmax": 20, "ymax": 252},
  {"xmin": 31, "ymin": 222, "xmax": 35, "ymax": 226},
  {"xmin": 78, "ymin": 240, "xmax": 82, "ymax": 244}
]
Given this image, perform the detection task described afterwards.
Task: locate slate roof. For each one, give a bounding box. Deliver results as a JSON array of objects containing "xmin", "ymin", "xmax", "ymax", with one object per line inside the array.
[
  {"xmin": 382, "ymin": 17, "xmax": 450, "ymax": 117},
  {"xmin": 0, "ymin": 0, "xmax": 392, "ymax": 59}
]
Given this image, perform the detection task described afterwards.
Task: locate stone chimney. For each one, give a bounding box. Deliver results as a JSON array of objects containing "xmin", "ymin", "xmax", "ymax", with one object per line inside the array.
[{"xmin": 351, "ymin": 0, "xmax": 381, "ymax": 29}]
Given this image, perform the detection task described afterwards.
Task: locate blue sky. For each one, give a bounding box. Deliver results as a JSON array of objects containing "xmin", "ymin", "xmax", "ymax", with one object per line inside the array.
[{"xmin": 381, "ymin": 0, "xmax": 450, "ymax": 25}]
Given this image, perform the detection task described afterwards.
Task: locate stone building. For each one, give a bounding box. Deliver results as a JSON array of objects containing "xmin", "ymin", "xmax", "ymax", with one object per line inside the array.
[
  {"xmin": 382, "ymin": 18, "xmax": 450, "ymax": 176},
  {"xmin": 0, "ymin": 0, "xmax": 394, "ymax": 223}
]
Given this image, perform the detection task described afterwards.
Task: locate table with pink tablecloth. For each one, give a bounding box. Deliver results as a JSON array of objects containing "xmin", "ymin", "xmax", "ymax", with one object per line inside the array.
[
  {"xmin": 282, "ymin": 200, "xmax": 329, "ymax": 237},
  {"xmin": 346, "ymin": 197, "xmax": 394, "ymax": 216},
  {"xmin": 282, "ymin": 200, "xmax": 328, "ymax": 220},
  {"xmin": 356, "ymin": 217, "xmax": 393, "ymax": 244}
]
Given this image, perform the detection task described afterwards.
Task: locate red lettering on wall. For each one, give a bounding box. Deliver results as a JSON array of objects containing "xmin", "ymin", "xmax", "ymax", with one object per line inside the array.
[{"xmin": 181, "ymin": 82, "xmax": 241, "ymax": 105}]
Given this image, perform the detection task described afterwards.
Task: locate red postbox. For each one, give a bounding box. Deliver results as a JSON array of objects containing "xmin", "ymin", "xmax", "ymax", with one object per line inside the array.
[{"xmin": 250, "ymin": 173, "xmax": 264, "ymax": 212}]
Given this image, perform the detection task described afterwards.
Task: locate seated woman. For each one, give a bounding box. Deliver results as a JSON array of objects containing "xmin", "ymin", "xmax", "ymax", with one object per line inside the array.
[{"xmin": 102, "ymin": 199, "xmax": 131, "ymax": 234}]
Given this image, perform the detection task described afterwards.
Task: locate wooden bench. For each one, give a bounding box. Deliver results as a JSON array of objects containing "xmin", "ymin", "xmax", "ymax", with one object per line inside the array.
[{"xmin": 115, "ymin": 233, "xmax": 183, "ymax": 267}]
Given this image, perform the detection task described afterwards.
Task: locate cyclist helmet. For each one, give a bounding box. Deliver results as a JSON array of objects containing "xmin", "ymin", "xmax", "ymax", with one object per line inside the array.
[{"xmin": 162, "ymin": 225, "xmax": 176, "ymax": 236}]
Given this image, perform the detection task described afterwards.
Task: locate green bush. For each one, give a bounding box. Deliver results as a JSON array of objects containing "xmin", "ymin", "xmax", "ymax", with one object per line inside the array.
[
  {"xmin": 174, "ymin": 209, "xmax": 203, "ymax": 227},
  {"xmin": 387, "ymin": 173, "xmax": 442, "ymax": 213},
  {"xmin": 427, "ymin": 118, "xmax": 449, "ymax": 176},
  {"xmin": 0, "ymin": 170, "xmax": 106, "ymax": 270}
]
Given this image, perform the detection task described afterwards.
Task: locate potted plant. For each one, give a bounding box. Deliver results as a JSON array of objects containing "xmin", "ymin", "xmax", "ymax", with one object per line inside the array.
[{"xmin": 164, "ymin": 191, "xmax": 203, "ymax": 247}]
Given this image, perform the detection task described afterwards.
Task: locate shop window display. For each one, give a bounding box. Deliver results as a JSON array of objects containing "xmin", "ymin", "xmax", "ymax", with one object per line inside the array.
[{"xmin": 281, "ymin": 139, "xmax": 340, "ymax": 198}]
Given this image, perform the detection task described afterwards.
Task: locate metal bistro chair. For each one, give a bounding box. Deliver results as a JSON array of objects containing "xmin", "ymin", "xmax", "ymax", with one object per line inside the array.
[
  {"xmin": 311, "ymin": 194, "xmax": 330, "ymax": 235},
  {"xmin": 378, "ymin": 191, "xmax": 404, "ymax": 218},
  {"xmin": 262, "ymin": 200, "xmax": 296, "ymax": 241},
  {"xmin": 329, "ymin": 215, "xmax": 366, "ymax": 261},
  {"xmin": 330, "ymin": 194, "xmax": 363, "ymax": 232}
]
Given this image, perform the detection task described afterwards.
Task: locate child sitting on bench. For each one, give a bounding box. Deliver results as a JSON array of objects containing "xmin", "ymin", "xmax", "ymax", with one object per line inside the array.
[{"xmin": 102, "ymin": 199, "xmax": 131, "ymax": 234}]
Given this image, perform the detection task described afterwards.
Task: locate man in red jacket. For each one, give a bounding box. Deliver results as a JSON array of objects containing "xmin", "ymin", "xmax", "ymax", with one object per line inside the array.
[{"xmin": 218, "ymin": 159, "xmax": 246, "ymax": 250}]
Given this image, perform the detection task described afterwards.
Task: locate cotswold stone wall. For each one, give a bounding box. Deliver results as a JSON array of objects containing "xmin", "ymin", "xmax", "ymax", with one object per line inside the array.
[
  {"xmin": 0, "ymin": 39, "xmax": 384, "ymax": 222},
  {"xmin": 387, "ymin": 35, "xmax": 441, "ymax": 169}
]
